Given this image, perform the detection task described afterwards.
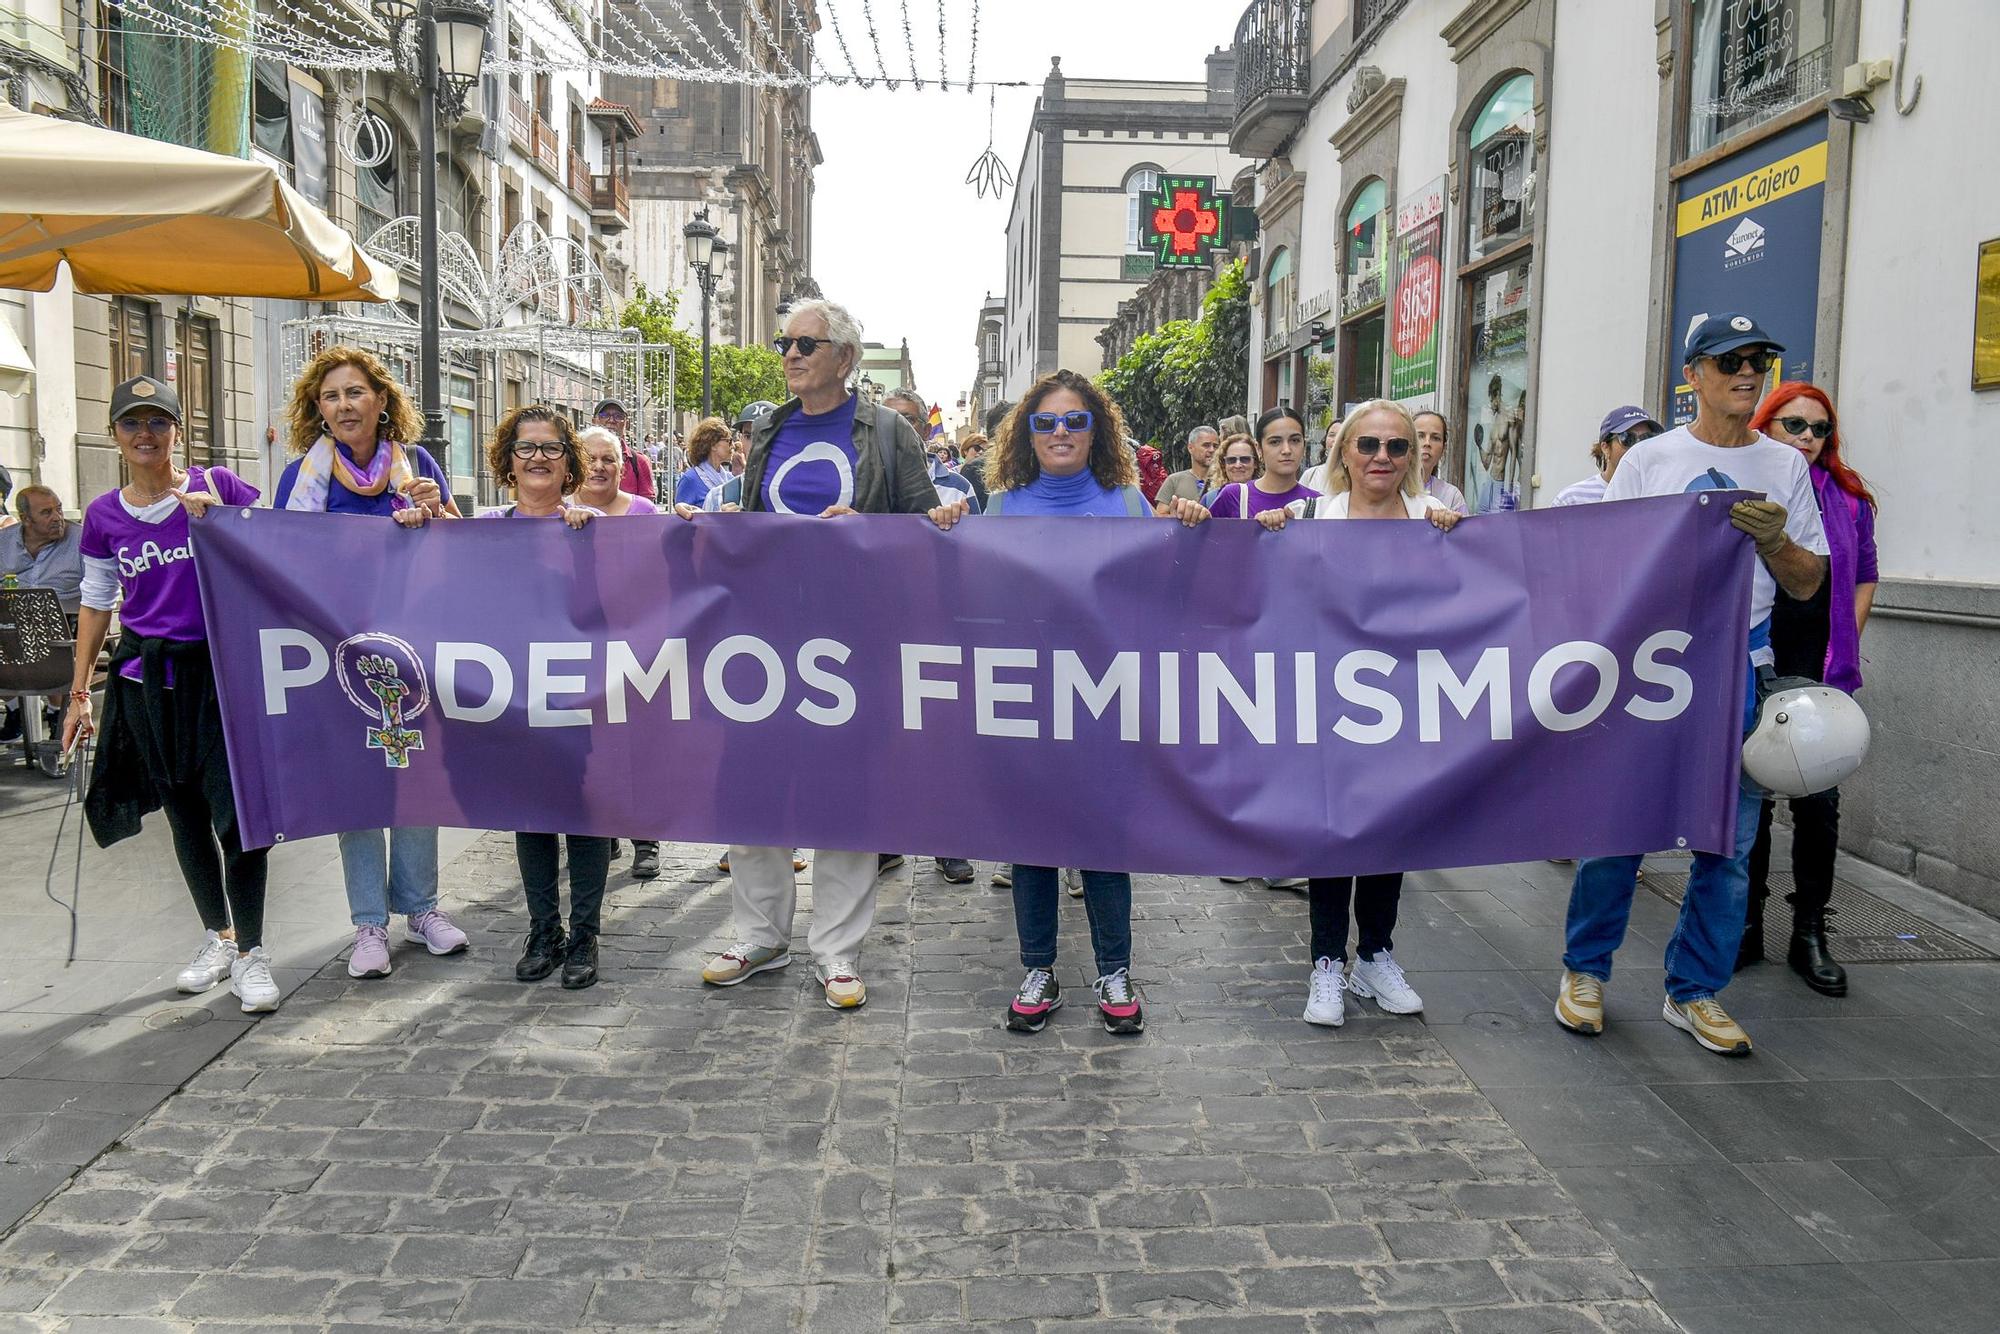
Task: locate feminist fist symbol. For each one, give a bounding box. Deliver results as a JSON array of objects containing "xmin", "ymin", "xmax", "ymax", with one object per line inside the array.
[{"xmin": 359, "ymin": 654, "xmax": 424, "ymax": 769}]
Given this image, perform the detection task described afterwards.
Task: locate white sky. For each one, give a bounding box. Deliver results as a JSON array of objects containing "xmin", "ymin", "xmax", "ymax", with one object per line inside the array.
[{"xmin": 808, "ymin": 1, "xmax": 1240, "ymax": 427}]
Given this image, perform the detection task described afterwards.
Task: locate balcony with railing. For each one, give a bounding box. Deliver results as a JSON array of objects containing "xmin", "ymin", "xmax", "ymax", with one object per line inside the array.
[
  {"xmin": 531, "ymin": 115, "xmax": 560, "ymax": 179},
  {"xmin": 506, "ymin": 90, "xmax": 532, "ymax": 152},
  {"xmin": 1231, "ymin": 0, "xmax": 1312, "ymax": 159},
  {"xmin": 566, "ymin": 148, "xmax": 592, "ymax": 201},
  {"xmin": 590, "ymin": 173, "xmax": 631, "ymax": 230}
]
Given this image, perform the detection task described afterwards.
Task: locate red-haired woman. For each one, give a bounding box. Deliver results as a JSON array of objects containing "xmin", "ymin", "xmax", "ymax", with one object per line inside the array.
[{"xmin": 1739, "ymin": 382, "xmax": 1878, "ymax": 997}]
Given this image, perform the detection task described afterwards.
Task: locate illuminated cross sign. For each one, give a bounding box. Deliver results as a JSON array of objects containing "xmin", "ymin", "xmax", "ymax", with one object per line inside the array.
[{"xmin": 1142, "ymin": 176, "xmax": 1229, "ymax": 268}]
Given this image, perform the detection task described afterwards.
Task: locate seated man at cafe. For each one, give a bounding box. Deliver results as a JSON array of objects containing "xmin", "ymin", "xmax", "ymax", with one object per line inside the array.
[{"xmin": 0, "ymin": 484, "xmax": 84, "ymax": 740}]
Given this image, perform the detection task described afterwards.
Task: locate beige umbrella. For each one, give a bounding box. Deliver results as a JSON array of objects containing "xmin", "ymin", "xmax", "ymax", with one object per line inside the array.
[{"xmin": 0, "ymin": 102, "xmax": 397, "ymax": 302}]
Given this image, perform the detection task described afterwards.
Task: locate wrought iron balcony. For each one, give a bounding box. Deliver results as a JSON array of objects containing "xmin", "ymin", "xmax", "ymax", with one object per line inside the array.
[{"xmin": 1231, "ymin": 0, "xmax": 1311, "ymax": 159}]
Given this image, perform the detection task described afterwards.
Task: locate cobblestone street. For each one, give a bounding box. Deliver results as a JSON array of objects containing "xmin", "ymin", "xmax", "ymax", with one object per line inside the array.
[{"xmin": 7, "ymin": 813, "xmax": 2000, "ymax": 1331}]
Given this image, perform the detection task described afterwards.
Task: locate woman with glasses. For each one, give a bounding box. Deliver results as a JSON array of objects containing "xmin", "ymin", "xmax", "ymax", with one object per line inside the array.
[
  {"xmin": 475, "ymin": 406, "xmax": 607, "ymax": 989},
  {"xmin": 1207, "ymin": 407, "xmax": 1319, "ymax": 520},
  {"xmin": 926, "ymin": 368, "xmax": 1211, "ymax": 1036},
  {"xmin": 276, "ymin": 346, "xmax": 468, "ymax": 982},
  {"xmin": 673, "ymin": 417, "xmax": 734, "ymax": 509},
  {"xmin": 1556, "ymin": 406, "xmax": 1663, "ymax": 507},
  {"xmin": 1256, "ymin": 400, "xmax": 1459, "ymax": 1026},
  {"xmin": 65, "ymin": 377, "xmax": 279, "ymax": 1013},
  {"xmin": 1739, "ymin": 383, "xmax": 1878, "ymax": 998}
]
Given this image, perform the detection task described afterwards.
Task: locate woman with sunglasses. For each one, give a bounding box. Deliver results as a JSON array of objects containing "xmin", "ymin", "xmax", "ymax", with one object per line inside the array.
[
  {"xmin": 1738, "ymin": 383, "xmax": 1878, "ymax": 997},
  {"xmin": 1256, "ymin": 400, "xmax": 1458, "ymax": 1025},
  {"xmin": 474, "ymin": 407, "xmax": 607, "ymax": 989},
  {"xmin": 276, "ymin": 346, "xmax": 468, "ymax": 983},
  {"xmin": 1208, "ymin": 433, "xmax": 1259, "ymax": 496},
  {"xmin": 1556, "ymin": 407, "xmax": 1662, "ymax": 507},
  {"xmin": 1207, "ymin": 407, "xmax": 1319, "ymax": 520},
  {"xmin": 66, "ymin": 376, "xmax": 278, "ymax": 1012},
  {"xmin": 927, "ymin": 369, "xmax": 1210, "ymax": 1036}
]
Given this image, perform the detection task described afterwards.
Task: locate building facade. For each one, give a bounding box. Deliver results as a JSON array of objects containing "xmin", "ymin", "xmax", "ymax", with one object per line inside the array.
[
  {"xmin": 1229, "ymin": 0, "xmax": 2000, "ymax": 908},
  {"xmin": 1000, "ymin": 53, "xmax": 1250, "ymax": 399},
  {"xmin": 606, "ymin": 0, "xmax": 818, "ymax": 361},
  {"xmin": 968, "ymin": 294, "xmax": 1005, "ymax": 431}
]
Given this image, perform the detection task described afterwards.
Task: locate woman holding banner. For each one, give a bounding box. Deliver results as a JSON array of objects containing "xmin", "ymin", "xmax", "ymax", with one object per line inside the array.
[
  {"xmin": 1207, "ymin": 407, "xmax": 1319, "ymax": 520},
  {"xmin": 477, "ymin": 406, "xmax": 607, "ymax": 989},
  {"xmin": 65, "ymin": 376, "xmax": 279, "ymax": 1013},
  {"xmin": 928, "ymin": 368, "xmax": 1211, "ymax": 1036},
  {"xmin": 1257, "ymin": 399, "xmax": 1457, "ymax": 1027},
  {"xmin": 277, "ymin": 347, "xmax": 468, "ymax": 981}
]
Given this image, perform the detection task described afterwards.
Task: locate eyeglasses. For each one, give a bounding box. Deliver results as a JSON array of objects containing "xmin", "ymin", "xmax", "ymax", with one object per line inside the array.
[
  {"xmin": 510, "ymin": 440, "xmax": 569, "ymax": 459},
  {"xmin": 115, "ymin": 415, "xmax": 175, "ymax": 435},
  {"xmin": 1221, "ymin": 454, "xmax": 1257, "ymax": 467},
  {"xmin": 1611, "ymin": 428, "xmax": 1658, "ymax": 447},
  {"xmin": 1353, "ymin": 436, "xmax": 1412, "ymax": 458},
  {"xmin": 772, "ymin": 335, "xmax": 824, "ymax": 357},
  {"xmin": 1708, "ymin": 349, "xmax": 1774, "ymax": 375},
  {"xmin": 1775, "ymin": 416, "xmax": 1833, "ymax": 439},
  {"xmin": 1028, "ymin": 409, "xmax": 1093, "ymax": 434}
]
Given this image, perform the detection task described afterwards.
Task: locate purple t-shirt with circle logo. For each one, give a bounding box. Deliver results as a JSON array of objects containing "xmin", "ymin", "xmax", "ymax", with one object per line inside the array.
[{"xmin": 80, "ymin": 467, "xmax": 260, "ymax": 674}]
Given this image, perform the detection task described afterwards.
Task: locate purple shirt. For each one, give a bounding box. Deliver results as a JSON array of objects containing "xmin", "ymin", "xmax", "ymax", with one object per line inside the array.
[
  {"xmin": 1814, "ymin": 466, "xmax": 1878, "ymax": 693},
  {"xmin": 272, "ymin": 443, "xmax": 450, "ymax": 515},
  {"xmin": 1208, "ymin": 481, "xmax": 1319, "ymax": 519}
]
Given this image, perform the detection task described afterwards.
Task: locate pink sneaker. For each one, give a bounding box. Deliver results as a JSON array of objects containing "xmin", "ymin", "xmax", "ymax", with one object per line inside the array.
[
  {"xmin": 405, "ymin": 909, "xmax": 469, "ymax": 956},
  {"xmin": 348, "ymin": 925, "xmax": 391, "ymax": 979}
]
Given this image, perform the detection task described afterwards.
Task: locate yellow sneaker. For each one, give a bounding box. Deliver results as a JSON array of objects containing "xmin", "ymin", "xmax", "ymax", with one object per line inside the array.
[
  {"xmin": 701, "ymin": 942, "xmax": 789, "ymax": 986},
  {"xmin": 1663, "ymin": 996, "xmax": 1753, "ymax": 1056},
  {"xmin": 815, "ymin": 958, "xmax": 867, "ymax": 1009},
  {"xmin": 1554, "ymin": 971, "xmax": 1605, "ymax": 1035}
]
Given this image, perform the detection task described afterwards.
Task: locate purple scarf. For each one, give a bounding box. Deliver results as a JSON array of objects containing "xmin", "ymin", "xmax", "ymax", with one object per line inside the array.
[{"xmin": 1813, "ymin": 466, "xmax": 1864, "ymax": 693}]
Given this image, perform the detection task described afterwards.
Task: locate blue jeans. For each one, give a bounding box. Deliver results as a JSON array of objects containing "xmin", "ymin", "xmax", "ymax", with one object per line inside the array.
[
  {"xmin": 1011, "ymin": 866, "xmax": 1131, "ymax": 978},
  {"xmin": 338, "ymin": 827, "xmax": 440, "ymax": 927},
  {"xmin": 1563, "ymin": 773, "xmax": 1765, "ymax": 1003}
]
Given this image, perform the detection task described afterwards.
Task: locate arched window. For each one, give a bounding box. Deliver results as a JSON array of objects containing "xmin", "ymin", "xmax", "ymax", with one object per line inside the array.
[
  {"xmin": 1467, "ymin": 74, "xmax": 1535, "ymax": 263},
  {"xmin": 1124, "ymin": 166, "xmax": 1160, "ymax": 253},
  {"xmin": 1343, "ymin": 178, "xmax": 1387, "ymax": 283},
  {"xmin": 1265, "ymin": 246, "xmax": 1295, "ymax": 324},
  {"xmin": 356, "ymin": 112, "xmax": 401, "ymax": 243}
]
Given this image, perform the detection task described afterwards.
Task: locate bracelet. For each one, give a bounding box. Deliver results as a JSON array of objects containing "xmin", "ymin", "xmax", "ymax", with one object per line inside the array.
[{"xmin": 69, "ymin": 689, "xmax": 91, "ymax": 702}]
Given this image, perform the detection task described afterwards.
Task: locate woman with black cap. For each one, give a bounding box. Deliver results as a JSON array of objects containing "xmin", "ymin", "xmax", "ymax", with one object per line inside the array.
[{"xmin": 64, "ymin": 376, "xmax": 278, "ymax": 1012}]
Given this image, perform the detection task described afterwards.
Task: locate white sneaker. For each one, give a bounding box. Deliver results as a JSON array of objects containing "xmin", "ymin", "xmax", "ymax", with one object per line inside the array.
[
  {"xmin": 176, "ymin": 931, "xmax": 236, "ymax": 993},
  {"xmin": 229, "ymin": 946, "xmax": 280, "ymax": 1013},
  {"xmin": 1304, "ymin": 957, "xmax": 1346, "ymax": 1027},
  {"xmin": 1267, "ymin": 878, "xmax": 1308, "ymax": 890},
  {"xmin": 1062, "ymin": 868, "xmax": 1084, "ymax": 898},
  {"xmin": 1348, "ymin": 950, "xmax": 1423, "ymax": 1015}
]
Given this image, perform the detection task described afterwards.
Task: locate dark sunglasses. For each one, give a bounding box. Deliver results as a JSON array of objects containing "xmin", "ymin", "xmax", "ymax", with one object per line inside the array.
[
  {"xmin": 1708, "ymin": 349, "xmax": 1773, "ymax": 375},
  {"xmin": 510, "ymin": 439, "xmax": 569, "ymax": 459},
  {"xmin": 115, "ymin": 414, "xmax": 175, "ymax": 435},
  {"xmin": 1611, "ymin": 428, "xmax": 1658, "ymax": 447},
  {"xmin": 1028, "ymin": 409, "xmax": 1093, "ymax": 434},
  {"xmin": 1353, "ymin": 435, "xmax": 1412, "ymax": 458},
  {"xmin": 1221, "ymin": 453, "xmax": 1257, "ymax": 467},
  {"xmin": 772, "ymin": 335, "xmax": 824, "ymax": 357},
  {"xmin": 1775, "ymin": 416, "xmax": 1833, "ymax": 439}
]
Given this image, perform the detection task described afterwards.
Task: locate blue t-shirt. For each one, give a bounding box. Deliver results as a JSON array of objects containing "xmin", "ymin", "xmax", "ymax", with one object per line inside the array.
[
  {"xmin": 676, "ymin": 463, "xmax": 729, "ymax": 508},
  {"xmin": 760, "ymin": 399, "xmax": 859, "ymax": 514},
  {"xmin": 274, "ymin": 444, "xmax": 451, "ymax": 515}
]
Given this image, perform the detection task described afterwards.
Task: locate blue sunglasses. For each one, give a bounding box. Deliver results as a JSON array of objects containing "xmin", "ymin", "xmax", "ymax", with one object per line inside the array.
[{"xmin": 1028, "ymin": 409, "xmax": 1093, "ymax": 434}]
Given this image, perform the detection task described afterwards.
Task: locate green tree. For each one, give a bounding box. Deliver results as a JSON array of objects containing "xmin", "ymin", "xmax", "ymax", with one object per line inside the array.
[
  {"xmin": 1099, "ymin": 259, "xmax": 1249, "ymax": 471},
  {"xmin": 618, "ymin": 283, "xmax": 699, "ymax": 417},
  {"xmin": 710, "ymin": 342, "xmax": 789, "ymax": 421}
]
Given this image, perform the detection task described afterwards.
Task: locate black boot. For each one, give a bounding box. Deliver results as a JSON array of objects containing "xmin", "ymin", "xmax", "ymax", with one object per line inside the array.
[
  {"xmin": 561, "ymin": 930, "xmax": 599, "ymax": 990},
  {"xmin": 515, "ymin": 919, "xmax": 567, "ymax": 982},
  {"xmin": 1735, "ymin": 892, "xmax": 1765, "ymax": 973},
  {"xmin": 1788, "ymin": 909, "xmax": 1847, "ymax": 997}
]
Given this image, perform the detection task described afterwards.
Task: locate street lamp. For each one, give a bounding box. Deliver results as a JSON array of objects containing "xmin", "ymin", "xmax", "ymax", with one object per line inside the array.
[
  {"xmin": 372, "ymin": 0, "xmax": 489, "ymax": 479},
  {"xmin": 682, "ymin": 208, "xmax": 729, "ymax": 418}
]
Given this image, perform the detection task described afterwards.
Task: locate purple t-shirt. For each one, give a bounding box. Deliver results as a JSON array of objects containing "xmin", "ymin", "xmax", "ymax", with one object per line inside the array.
[
  {"xmin": 1207, "ymin": 480, "xmax": 1319, "ymax": 519},
  {"xmin": 760, "ymin": 398, "xmax": 859, "ymax": 514},
  {"xmin": 81, "ymin": 466, "xmax": 260, "ymax": 679}
]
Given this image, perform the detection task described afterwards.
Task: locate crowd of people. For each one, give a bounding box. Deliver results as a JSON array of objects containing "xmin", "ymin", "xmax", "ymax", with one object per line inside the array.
[{"xmin": 34, "ymin": 296, "xmax": 1875, "ymax": 1061}]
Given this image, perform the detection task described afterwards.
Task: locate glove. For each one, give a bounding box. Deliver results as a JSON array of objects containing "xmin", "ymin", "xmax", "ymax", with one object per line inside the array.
[{"xmin": 1729, "ymin": 499, "xmax": 1789, "ymax": 557}]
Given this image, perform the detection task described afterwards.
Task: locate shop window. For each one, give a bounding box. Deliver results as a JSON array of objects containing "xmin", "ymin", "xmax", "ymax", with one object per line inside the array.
[
  {"xmin": 1466, "ymin": 74, "xmax": 1535, "ymax": 265},
  {"xmin": 1686, "ymin": 0, "xmax": 1833, "ymax": 157},
  {"xmin": 252, "ymin": 61, "xmax": 293, "ymax": 171},
  {"xmin": 1124, "ymin": 166, "xmax": 1160, "ymax": 253},
  {"xmin": 1459, "ymin": 256, "xmax": 1532, "ymax": 514},
  {"xmin": 1340, "ymin": 312, "xmax": 1385, "ymax": 409}
]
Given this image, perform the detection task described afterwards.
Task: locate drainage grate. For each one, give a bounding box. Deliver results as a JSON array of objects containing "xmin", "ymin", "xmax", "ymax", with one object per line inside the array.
[{"xmin": 1644, "ymin": 872, "xmax": 1998, "ymax": 964}]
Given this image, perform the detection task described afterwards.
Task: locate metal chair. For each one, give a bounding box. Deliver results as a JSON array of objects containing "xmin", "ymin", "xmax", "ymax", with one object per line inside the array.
[{"xmin": 0, "ymin": 586, "xmax": 76, "ymax": 777}]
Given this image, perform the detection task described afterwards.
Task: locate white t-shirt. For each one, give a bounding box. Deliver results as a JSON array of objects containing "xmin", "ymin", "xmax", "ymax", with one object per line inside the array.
[
  {"xmin": 1554, "ymin": 474, "xmax": 1607, "ymax": 507},
  {"xmin": 1602, "ymin": 424, "xmax": 1828, "ymax": 663},
  {"xmin": 1286, "ymin": 490, "xmax": 1443, "ymax": 520}
]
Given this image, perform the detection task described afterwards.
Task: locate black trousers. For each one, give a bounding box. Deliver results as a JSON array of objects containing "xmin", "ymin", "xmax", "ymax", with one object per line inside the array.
[
  {"xmin": 1748, "ymin": 789, "xmax": 1840, "ymax": 916},
  {"xmin": 1308, "ymin": 874, "xmax": 1403, "ymax": 964},
  {"xmin": 517, "ymin": 833, "xmax": 614, "ymax": 935},
  {"xmin": 158, "ymin": 784, "xmax": 269, "ymax": 951}
]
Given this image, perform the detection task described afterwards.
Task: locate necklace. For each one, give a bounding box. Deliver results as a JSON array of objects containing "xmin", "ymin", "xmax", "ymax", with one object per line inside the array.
[{"xmin": 125, "ymin": 468, "xmax": 186, "ymax": 506}]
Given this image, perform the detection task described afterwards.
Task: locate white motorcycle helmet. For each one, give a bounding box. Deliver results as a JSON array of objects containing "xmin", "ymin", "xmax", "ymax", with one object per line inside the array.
[{"xmin": 1741, "ymin": 677, "xmax": 1871, "ymax": 798}]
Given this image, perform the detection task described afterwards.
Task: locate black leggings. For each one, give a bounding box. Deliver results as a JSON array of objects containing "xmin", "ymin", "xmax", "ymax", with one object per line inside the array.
[
  {"xmin": 158, "ymin": 785, "xmax": 269, "ymax": 951},
  {"xmin": 1749, "ymin": 789, "xmax": 1840, "ymax": 915},
  {"xmin": 517, "ymin": 833, "xmax": 614, "ymax": 936},
  {"xmin": 1308, "ymin": 874, "xmax": 1403, "ymax": 964}
]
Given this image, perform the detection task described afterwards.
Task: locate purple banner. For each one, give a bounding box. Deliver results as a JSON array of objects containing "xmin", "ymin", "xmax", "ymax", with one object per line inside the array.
[{"xmin": 193, "ymin": 497, "xmax": 1753, "ymax": 876}]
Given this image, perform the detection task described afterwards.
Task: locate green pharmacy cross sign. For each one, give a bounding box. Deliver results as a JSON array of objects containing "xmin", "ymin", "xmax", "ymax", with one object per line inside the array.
[{"xmin": 1142, "ymin": 176, "xmax": 1229, "ymax": 268}]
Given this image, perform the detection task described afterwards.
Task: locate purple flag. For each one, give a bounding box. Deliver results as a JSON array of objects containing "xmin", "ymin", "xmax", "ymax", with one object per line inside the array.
[{"xmin": 193, "ymin": 496, "xmax": 1753, "ymax": 875}]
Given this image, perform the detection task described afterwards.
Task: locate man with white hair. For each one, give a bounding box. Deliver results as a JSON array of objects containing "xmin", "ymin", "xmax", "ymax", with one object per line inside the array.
[{"xmin": 681, "ymin": 297, "xmax": 939, "ymax": 1012}]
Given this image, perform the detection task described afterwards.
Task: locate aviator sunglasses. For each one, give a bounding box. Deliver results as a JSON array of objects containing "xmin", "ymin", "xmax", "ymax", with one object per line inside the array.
[
  {"xmin": 772, "ymin": 335, "xmax": 824, "ymax": 357},
  {"xmin": 1707, "ymin": 349, "xmax": 1773, "ymax": 375},
  {"xmin": 1775, "ymin": 415, "xmax": 1833, "ymax": 439},
  {"xmin": 1028, "ymin": 409, "xmax": 1094, "ymax": 434},
  {"xmin": 1353, "ymin": 435, "xmax": 1412, "ymax": 458}
]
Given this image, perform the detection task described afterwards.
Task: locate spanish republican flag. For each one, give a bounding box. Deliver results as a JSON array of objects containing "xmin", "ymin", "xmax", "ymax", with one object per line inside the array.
[{"xmin": 926, "ymin": 405, "xmax": 944, "ymax": 439}]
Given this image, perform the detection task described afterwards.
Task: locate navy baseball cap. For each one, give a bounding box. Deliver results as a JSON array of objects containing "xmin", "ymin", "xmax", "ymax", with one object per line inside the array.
[
  {"xmin": 1599, "ymin": 405, "xmax": 1662, "ymax": 439},
  {"xmin": 1683, "ymin": 313, "xmax": 1785, "ymax": 363},
  {"xmin": 109, "ymin": 374, "xmax": 182, "ymax": 423},
  {"xmin": 592, "ymin": 399, "xmax": 628, "ymax": 417}
]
